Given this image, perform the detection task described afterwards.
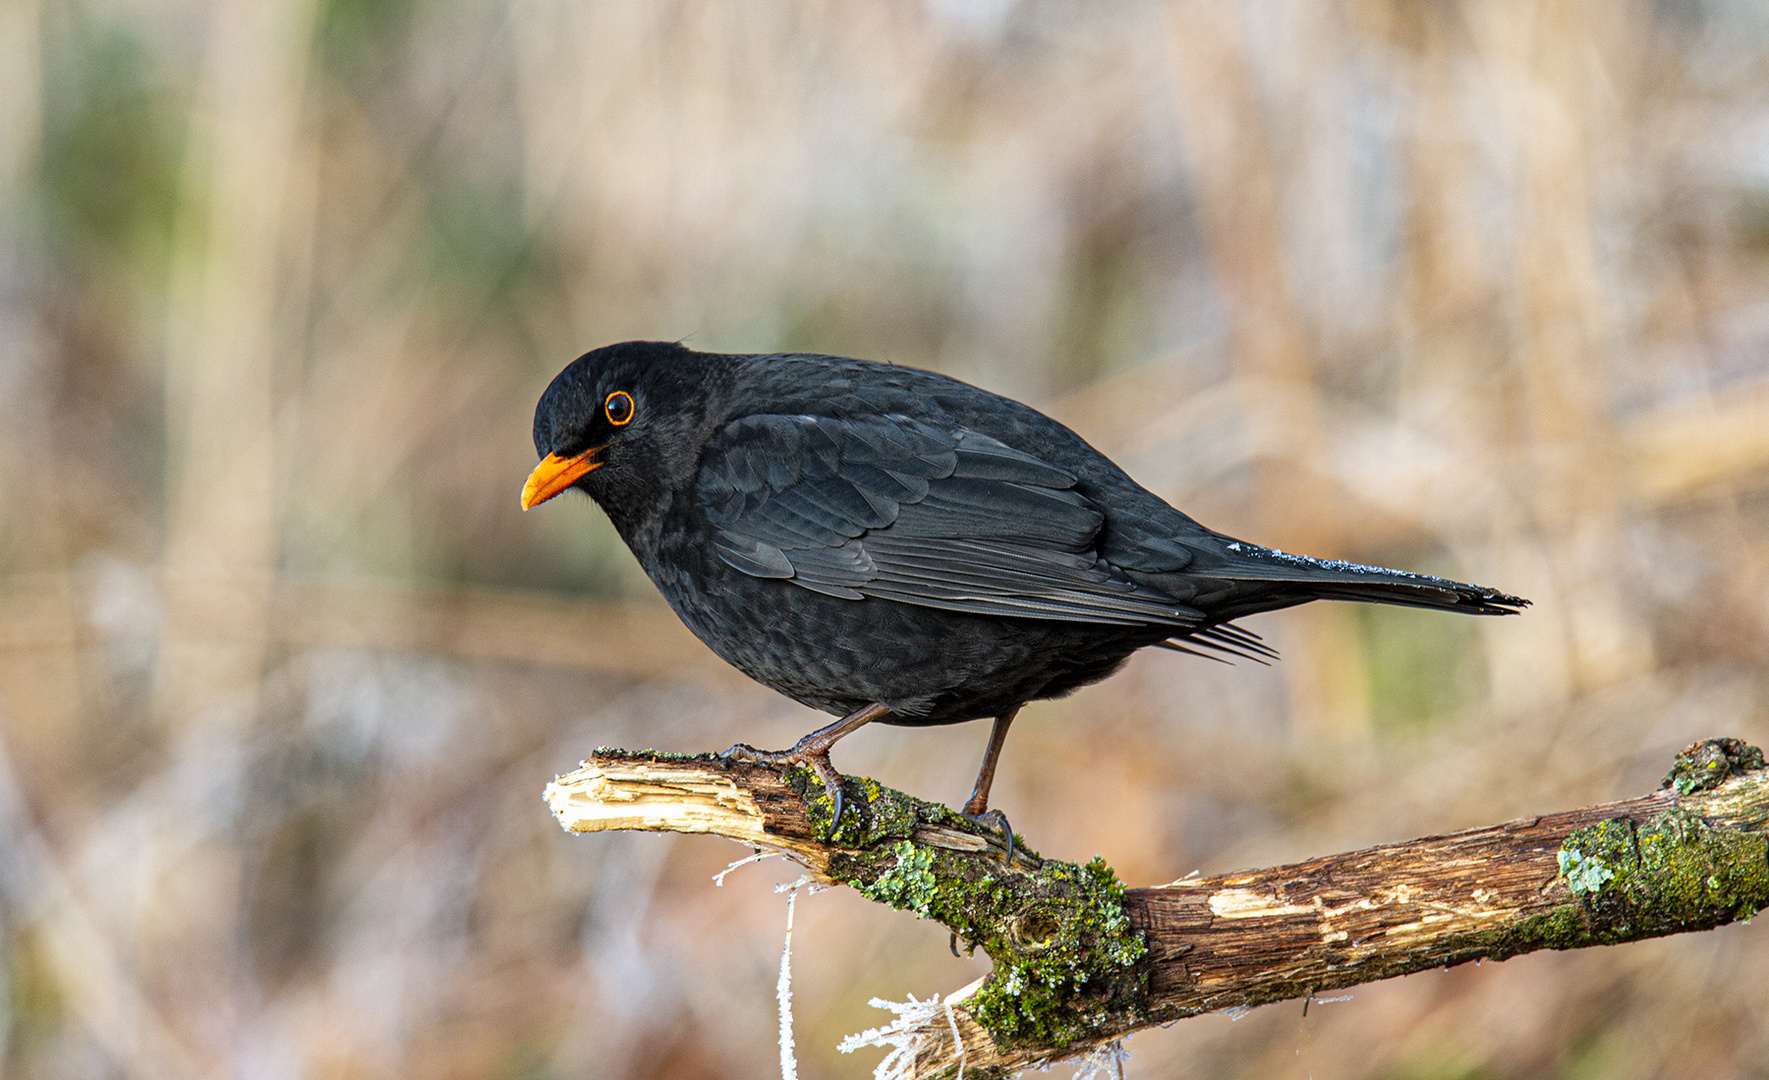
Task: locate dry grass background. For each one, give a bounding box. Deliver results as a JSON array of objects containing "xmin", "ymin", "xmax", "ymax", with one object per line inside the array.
[{"xmin": 2, "ymin": 0, "xmax": 1769, "ymax": 1077}]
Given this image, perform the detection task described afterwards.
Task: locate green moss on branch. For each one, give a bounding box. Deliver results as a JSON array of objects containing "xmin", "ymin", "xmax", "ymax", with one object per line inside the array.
[
  {"xmin": 1553, "ymin": 808, "xmax": 1769, "ymax": 942},
  {"xmin": 784, "ymin": 767, "xmax": 1149, "ymax": 1049},
  {"xmin": 1487, "ymin": 740, "xmax": 1769, "ymax": 958}
]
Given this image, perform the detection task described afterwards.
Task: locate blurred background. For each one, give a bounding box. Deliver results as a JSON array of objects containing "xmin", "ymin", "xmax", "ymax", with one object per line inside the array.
[{"xmin": 2, "ymin": 0, "xmax": 1769, "ymax": 1076}]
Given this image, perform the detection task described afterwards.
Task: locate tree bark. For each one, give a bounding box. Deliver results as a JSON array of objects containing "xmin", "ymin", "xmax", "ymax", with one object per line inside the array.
[{"xmin": 544, "ymin": 739, "xmax": 1769, "ymax": 1079}]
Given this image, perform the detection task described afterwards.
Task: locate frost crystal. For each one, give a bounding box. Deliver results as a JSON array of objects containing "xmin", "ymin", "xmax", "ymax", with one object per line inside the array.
[
  {"xmin": 839, "ymin": 993, "xmax": 960, "ymax": 1080},
  {"xmin": 1065, "ymin": 1037, "xmax": 1132, "ymax": 1079},
  {"xmin": 774, "ymin": 876, "xmax": 822, "ymax": 1080},
  {"xmin": 841, "ymin": 999, "xmax": 1133, "ymax": 1080},
  {"xmin": 777, "ymin": 885, "xmax": 801, "ymax": 1080}
]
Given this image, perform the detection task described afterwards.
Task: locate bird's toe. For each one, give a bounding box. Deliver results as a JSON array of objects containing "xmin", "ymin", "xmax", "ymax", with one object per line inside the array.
[
  {"xmin": 718, "ymin": 742, "xmax": 771, "ymax": 763},
  {"xmin": 964, "ymin": 808, "xmax": 1018, "ymax": 868}
]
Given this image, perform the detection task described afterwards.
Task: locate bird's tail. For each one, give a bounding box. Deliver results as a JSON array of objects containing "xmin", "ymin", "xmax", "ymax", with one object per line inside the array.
[
  {"xmin": 1154, "ymin": 537, "xmax": 1527, "ymax": 663},
  {"xmin": 1201, "ymin": 539, "xmax": 1527, "ymax": 617}
]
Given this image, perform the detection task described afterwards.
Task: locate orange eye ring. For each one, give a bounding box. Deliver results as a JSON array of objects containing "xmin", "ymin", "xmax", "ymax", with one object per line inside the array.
[{"xmin": 604, "ymin": 390, "xmax": 635, "ymax": 426}]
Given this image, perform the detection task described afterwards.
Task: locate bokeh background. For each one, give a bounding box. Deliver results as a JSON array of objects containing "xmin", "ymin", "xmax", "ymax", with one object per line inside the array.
[{"xmin": 3, "ymin": 0, "xmax": 1769, "ymax": 1077}]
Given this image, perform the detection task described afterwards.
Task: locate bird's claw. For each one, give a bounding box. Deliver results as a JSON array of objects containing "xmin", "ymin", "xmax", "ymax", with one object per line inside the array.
[
  {"xmin": 964, "ymin": 808, "xmax": 1017, "ymax": 868},
  {"xmin": 798, "ymin": 748, "xmax": 848, "ymax": 832},
  {"xmin": 719, "ymin": 740, "xmax": 849, "ymax": 835}
]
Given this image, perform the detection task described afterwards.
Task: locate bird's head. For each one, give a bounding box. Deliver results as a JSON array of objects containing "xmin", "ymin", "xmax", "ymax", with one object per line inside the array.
[{"xmin": 522, "ymin": 340, "xmax": 724, "ymax": 513}]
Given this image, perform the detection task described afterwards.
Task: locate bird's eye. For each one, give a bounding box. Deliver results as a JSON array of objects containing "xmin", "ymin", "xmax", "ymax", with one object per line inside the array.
[{"xmin": 604, "ymin": 390, "xmax": 635, "ymax": 426}]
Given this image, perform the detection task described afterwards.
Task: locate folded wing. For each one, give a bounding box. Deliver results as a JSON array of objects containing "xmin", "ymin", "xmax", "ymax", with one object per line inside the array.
[{"xmin": 698, "ymin": 413, "xmax": 1202, "ymax": 629}]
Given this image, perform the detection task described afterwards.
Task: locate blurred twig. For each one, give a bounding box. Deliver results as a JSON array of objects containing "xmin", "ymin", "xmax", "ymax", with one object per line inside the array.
[
  {"xmin": 273, "ymin": 579, "xmax": 736, "ymax": 681},
  {"xmin": 154, "ymin": 0, "xmax": 319, "ymax": 729},
  {"xmin": 1067, "ymin": 367, "xmax": 1769, "ymax": 539},
  {"xmin": 546, "ymin": 739, "xmax": 1769, "ymax": 1078},
  {"xmin": 0, "ymin": 574, "xmax": 741, "ymax": 683},
  {"xmin": 1623, "ymin": 375, "xmax": 1769, "ymax": 501}
]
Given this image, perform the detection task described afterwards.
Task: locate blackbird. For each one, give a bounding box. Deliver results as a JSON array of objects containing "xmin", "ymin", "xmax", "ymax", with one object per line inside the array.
[{"xmin": 523, "ymin": 341, "xmax": 1526, "ymax": 846}]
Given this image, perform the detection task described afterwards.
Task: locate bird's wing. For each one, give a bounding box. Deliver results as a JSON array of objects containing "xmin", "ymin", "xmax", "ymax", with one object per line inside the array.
[{"xmin": 697, "ymin": 413, "xmax": 1202, "ymax": 628}]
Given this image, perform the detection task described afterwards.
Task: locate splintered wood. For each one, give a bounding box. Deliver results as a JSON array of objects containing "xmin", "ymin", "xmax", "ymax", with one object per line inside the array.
[{"xmin": 546, "ymin": 755, "xmax": 834, "ymax": 869}]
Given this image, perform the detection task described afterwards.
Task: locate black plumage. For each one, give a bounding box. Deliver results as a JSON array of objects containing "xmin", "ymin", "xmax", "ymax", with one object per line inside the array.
[{"xmin": 524, "ymin": 341, "xmax": 1526, "ymax": 839}]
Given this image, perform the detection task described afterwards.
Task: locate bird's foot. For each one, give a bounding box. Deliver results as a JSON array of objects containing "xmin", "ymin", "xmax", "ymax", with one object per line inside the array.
[
  {"xmin": 718, "ymin": 703, "xmax": 889, "ymax": 836},
  {"xmin": 721, "ymin": 738, "xmax": 850, "ymax": 832},
  {"xmin": 963, "ymin": 807, "xmax": 1017, "ymax": 869}
]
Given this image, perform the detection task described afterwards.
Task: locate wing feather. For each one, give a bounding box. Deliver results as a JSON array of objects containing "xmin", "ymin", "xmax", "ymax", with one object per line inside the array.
[
  {"xmin": 711, "ymin": 534, "xmax": 795, "ymax": 578},
  {"xmin": 951, "ymin": 430, "xmax": 1079, "ymax": 487},
  {"xmin": 697, "ymin": 413, "xmax": 1198, "ymax": 629}
]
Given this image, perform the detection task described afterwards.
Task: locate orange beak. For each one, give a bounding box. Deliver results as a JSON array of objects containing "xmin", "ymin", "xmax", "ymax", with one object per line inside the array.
[{"xmin": 521, "ymin": 447, "xmax": 605, "ymax": 509}]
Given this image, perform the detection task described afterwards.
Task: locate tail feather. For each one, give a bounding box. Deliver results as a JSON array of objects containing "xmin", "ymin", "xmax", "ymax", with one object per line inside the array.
[
  {"xmin": 1155, "ymin": 639, "xmax": 1234, "ymax": 664},
  {"xmin": 1139, "ymin": 533, "xmax": 1526, "ymax": 663},
  {"xmin": 1192, "ymin": 623, "xmax": 1279, "ymax": 662},
  {"xmin": 1158, "ymin": 621, "xmax": 1278, "ymax": 665},
  {"xmin": 1189, "ymin": 539, "xmax": 1529, "ymax": 621}
]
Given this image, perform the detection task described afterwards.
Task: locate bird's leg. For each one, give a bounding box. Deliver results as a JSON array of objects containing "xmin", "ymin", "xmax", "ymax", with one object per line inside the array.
[
  {"xmin": 962, "ymin": 709, "xmax": 1019, "ymax": 867},
  {"xmin": 720, "ymin": 702, "xmax": 891, "ymax": 829},
  {"xmin": 962, "ymin": 709, "xmax": 1018, "ymax": 816}
]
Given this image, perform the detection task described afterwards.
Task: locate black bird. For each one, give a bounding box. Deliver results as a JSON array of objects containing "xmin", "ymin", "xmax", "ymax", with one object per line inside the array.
[{"xmin": 523, "ymin": 341, "xmax": 1526, "ymax": 845}]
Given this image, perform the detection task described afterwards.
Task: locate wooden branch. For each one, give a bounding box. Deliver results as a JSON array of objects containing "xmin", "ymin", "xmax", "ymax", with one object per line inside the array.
[{"xmin": 544, "ymin": 739, "xmax": 1769, "ymax": 1079}]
